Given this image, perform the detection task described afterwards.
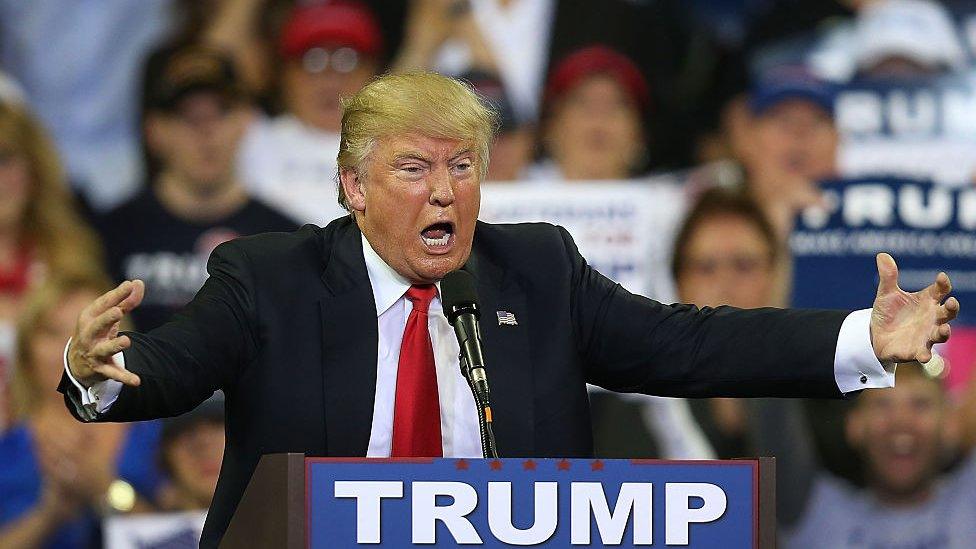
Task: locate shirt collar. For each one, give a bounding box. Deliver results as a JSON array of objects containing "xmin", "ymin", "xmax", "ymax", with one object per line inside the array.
[{"xmin": 361, "ymin": 233, "xmax": 441, "ymax": 316}]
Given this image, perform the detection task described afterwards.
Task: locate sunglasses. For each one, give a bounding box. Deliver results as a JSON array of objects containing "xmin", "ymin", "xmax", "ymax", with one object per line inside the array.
[{"xmin": 301, "ymin": 47, "xmax": 361, "ymax": 74}]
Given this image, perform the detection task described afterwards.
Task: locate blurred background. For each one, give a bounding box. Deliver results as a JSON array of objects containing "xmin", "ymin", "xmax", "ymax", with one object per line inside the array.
[{"xmin": 0, "ymin": 0, "xmax": 974, "ymax": 547}]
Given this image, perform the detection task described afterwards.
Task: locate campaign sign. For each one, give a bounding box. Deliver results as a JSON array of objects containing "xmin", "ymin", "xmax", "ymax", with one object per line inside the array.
[
  {"xmin": 480, "ymin": 181, "xmax": 687, "ymax": 303},
  {"xmin": 834, "ymin": 73, "xmax": 976, "ymax": 187},
  {"xmin": 306, "ymin": 458, "xmax": 758, "ymax": 547},
  {"xmin": 791, "ymin": 177, "xmax": 976, "ymax": 386}
]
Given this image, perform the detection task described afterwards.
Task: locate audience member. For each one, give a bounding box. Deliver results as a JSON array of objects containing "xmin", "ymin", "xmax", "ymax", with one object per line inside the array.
[
  {"xmin": 157, "ymin": 396, "xmax": 225, "ymax": 512},
  {"xmin": 736, "ymin": 68, "xmax": 838, "ymax": 241},
  {"xmin": 527, "ymin": 46, "xmax": 649, "ymax": 182},
  {"xmin": 237, "ymin": 1, "xmax": 382, "ymax": 224},
  {"xmin": 759, "ymin": 362, "xmax": 976, "ymax": 548},
  {"xmin": 97, "ymin": 46, "xmax": 297, "ymax": 331},
  {"xmin": 0, "ymin": 274, "xmax": 161, "ymax": 549},
  {"xmin": 671, "ymin": 187, "xmax": 780, "ymax": 458},
  {"xmin": 395, "ymin": 0, "xmax": 540, "ymax": 122},
  {"xmin": 462, "ymin": 70, "xmax": 535, "ymax": 181},
  {"xmin": 853, "ymin": 0, "xmax": 966, "ymax": 80},
  {"xmin": 0, "ymin": 102, "xmax": 105, "ymax": 431},
  {"xmin": 0, "ymin": 0, "xmax": 175, "ymax": 211}
]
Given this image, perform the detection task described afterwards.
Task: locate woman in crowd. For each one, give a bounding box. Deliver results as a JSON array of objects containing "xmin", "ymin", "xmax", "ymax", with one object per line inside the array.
[
  {"xmin": 528, "ymin": 45, "xmax": 649, "ymax": 182},
  {"xmin": 0, "ymin": 274, "xmax": 162, "ymax": 548},
  {"xmin": 157, "ymin": 396, "xmax": 226, "ymax": 512},
  {"xmin": 0, "ymin": 102, "xmax": 104, "ymax": 430}
]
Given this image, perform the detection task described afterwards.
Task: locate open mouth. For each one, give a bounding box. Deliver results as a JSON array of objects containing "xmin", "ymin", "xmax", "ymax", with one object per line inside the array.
[{"xmin": 420, "ymin": 222, "xmax": 455, "ymax": 252}]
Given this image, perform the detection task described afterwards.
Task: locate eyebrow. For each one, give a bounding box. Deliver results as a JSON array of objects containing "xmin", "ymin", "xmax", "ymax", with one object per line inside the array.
[
  {"xmin": 391, "ymin": 151, "xmax": 433, "ymax": 164},
  {"xmin": 450, "ymin": 148, "xmax": 474, "ymax": 161}
]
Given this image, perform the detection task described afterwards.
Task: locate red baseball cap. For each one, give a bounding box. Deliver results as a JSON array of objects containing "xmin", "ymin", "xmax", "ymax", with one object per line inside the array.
[
  {"xmin": 279, "ymin": 1, "xmax": 383, "ymax": 59},
  {"xmin": 544, "ymin": 45, "xmax": 650, "ymax": 111}
]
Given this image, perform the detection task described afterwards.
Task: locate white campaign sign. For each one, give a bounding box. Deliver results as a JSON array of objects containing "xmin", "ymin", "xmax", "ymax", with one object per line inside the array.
[
  {"xmin": 103, "ymin": 511, "xmax": 207, "ymax": 549},
  {"xmin": 480, "ymin": 181, "xmax": 686, "ymax": 302}
]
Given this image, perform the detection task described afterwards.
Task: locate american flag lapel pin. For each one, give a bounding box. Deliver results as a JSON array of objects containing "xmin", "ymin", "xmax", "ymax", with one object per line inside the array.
[{"xmin": 496, "ymin": 310, "xmax": 518, "ymax": 326}]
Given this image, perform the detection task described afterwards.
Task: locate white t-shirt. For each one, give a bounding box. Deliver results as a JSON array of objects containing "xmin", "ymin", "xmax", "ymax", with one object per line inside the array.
[
  {"xmin": 434, "ymin": 0, "xmax": 555, "ymax": 123},
  {"xmin": 237, "ymin": 114, "xmax": 348, "ymax": 226}
]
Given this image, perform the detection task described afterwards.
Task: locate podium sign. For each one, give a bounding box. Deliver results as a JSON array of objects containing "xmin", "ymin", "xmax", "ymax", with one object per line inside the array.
[{"xmin": 305, "ymin": 458, "xmax": 764, "ymax": 548}]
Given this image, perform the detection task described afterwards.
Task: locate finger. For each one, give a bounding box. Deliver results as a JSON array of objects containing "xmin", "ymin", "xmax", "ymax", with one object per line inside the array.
[
  {"xmin": 876, "ymin": 253, "xmax": 899, "ymax": 295},
  {"xmin": 91, "ymin": 363, "xmax": 141, "ymax": 387},
  {"xmin": 917, "ymin": 348, "xmax": 933, "ymax": 363},
  {"xmin": 82, "ymin": 306, "xmax": 124, "ymax": 342},
  {"xmin": 927, "ymin": 271, "xmax": 952, "ymax": 302},
  {"xmin": 931, "ymin": 323, "xmax": 951, "ymax": 344},
  {"xmin": 942, "ymin": 297, "xmax": 960, "ymax": 322},
  {"xmin": 87, "ymin": 281, "xmax": 134, "ymax": 317},
  {"xmin": 118, "ymin": 279, "xmax": 145, "ymax": 314},
  {"xmin": 90, "ymin": 335, "xmax": 132, "ymax": 359}
]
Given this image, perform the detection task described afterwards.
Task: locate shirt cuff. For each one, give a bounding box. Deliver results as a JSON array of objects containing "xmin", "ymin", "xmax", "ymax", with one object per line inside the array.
[
  {"xmin": 834, "ymin": 309, "xmax": 896, "ymax": 394},
  {"xmin": 63, "ymin": 338, "xmax": 125, "ymax": 414}
]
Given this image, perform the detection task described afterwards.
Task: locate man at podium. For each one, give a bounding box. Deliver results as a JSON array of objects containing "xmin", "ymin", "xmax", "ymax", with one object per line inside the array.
[{"xmin": 58, "ymin": 72, "xmax": 960, "ymax": 547}]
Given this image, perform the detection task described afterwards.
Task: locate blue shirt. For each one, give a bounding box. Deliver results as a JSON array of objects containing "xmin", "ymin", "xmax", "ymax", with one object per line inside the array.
[{"xmin": 0, "ymin": 420, "xmax": 162, "ymax": 548}]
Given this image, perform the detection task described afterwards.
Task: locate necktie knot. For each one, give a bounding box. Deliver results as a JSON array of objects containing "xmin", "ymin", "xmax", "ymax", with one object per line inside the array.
[{"xmin": 405, "ymin": 284, "xmax": 437, "ymax": 313}]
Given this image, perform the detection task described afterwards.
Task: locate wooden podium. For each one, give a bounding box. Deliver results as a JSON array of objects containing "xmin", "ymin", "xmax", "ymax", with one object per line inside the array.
[{"xmin": 220, "ymin": 454, "xmax": 776, "ymax": 548}]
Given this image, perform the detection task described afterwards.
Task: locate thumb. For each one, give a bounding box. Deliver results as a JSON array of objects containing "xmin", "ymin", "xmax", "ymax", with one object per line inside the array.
[{"xmin": 876, "ymin": 253, "xmax": 899, "ymax": 296}]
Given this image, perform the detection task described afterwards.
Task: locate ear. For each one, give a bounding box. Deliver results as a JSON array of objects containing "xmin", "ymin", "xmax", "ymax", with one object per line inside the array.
[
  {"xmin": 845, "ymin": 407, "xmax": 866, "ymax": 450},
  {"xmin": 340, "ymin": 167, "xmax": 366, "ymax": 213}
]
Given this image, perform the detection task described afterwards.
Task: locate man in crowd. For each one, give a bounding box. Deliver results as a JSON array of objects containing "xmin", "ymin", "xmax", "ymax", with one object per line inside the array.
[
  {"xmin": 237, "ymin": 0, "xmax": 382, "ymax": 225},
  {"xmin": 736, "ymin": 67, "xmax": 838, "ymax": 242},
  {"xmin": 759, "ymin": 362, "xmax": 975, "ymax": 548},
  {"xmin": 96, "ymin": 46, "xmax": 297, "ymax": 331},
  {"xmin": 62, "ymin": 72, "xmax": 957, "ymax": 547}
]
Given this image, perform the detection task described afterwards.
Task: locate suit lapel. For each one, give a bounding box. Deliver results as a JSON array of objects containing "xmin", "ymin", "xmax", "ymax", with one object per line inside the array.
[
  {"xmin": 319, "ymin": 221, "xmax": 378, "ymax": 456},
  {"xmin": 466, "ymin": 232, "xmax": 535, "ymax": 456}
]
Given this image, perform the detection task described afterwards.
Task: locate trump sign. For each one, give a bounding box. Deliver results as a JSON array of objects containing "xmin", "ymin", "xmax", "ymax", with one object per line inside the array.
[{"xmin": 306, "ymin": 458, "xmax": 768, "ymax": 547}]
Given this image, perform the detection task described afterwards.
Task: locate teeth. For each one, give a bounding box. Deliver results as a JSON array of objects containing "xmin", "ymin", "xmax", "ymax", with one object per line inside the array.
[{"xmin": 423, "ymin": 234, "xmax": 450, "ymax": 247}]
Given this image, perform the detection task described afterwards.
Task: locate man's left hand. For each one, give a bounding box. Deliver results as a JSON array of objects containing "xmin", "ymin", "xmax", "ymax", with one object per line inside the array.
[{"xmin": 871, "ymin": 253, "xmax": 960, "ymax": 364}]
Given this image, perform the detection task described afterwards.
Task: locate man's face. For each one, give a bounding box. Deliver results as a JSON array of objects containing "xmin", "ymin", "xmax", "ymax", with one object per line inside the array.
[
  {"xmin": 676, "ymin": 215, "xmax": 775, "ymax": 309},
  {"xmin": 283, "ymin": 46, "xmax": 377, "ymax": 132},
  {"xmin": 750, "ymin": 99, "xmax": 837, "ymax": 183},
  {"xmin": 149, "ymin": 91, "xmax": 250, "ymax": 192},
  {"xmin": 546, "ymin": 75, "xmax": 643, "ymax": 180},
  {"xmin": 342, "ymin": 133, "xmax": 481, "ymax": 283},
  {"xmin": 847, "ymin": 376, "xmax": 946, "ymax": 501}
]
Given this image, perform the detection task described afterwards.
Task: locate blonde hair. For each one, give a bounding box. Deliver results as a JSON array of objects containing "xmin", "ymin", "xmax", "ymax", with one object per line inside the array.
[
  {"xmin": 12, "ymin": 272, "xmax": 116, "ymax": 420},
  {"xmin": 0, "ymin": 102, "xmax": 105, "ymax": 278},
  {"xmin": 336, "ymin": 71, "xmax": 497, "ymax": 210}
]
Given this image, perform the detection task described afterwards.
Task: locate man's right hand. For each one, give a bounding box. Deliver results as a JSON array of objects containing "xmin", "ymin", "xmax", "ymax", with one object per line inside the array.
[{"xmin": 67, "ymin": 280, "xmax": 145, "ymax": 388}]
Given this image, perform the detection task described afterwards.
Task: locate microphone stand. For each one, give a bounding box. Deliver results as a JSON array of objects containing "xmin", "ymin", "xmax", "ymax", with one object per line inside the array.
[{"xmin": 460, "ymin": 357, "xmax": 498, "ymax": 458}]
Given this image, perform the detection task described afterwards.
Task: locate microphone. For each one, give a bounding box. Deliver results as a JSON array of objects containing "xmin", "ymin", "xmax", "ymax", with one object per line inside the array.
[{"xmin": 441, "ymin": 269, "xmax": 498, "ymax": 457}]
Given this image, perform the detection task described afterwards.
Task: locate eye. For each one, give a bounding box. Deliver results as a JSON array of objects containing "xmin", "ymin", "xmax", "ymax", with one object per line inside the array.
[{"xmin": 451, "ymin": 161, "xmax": 473, "ymax": 175}]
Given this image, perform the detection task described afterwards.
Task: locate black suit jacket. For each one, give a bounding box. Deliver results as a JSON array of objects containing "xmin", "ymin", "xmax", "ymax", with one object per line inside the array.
[{"xmin": 60, "ymin": 217, "xmax": 848, "ymax": 547}]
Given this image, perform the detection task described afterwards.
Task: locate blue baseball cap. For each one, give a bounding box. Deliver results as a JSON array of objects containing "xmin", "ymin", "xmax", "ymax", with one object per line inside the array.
[{"xmin": 749, "ymin": 68, "xmax": 835, "ymax": 116}]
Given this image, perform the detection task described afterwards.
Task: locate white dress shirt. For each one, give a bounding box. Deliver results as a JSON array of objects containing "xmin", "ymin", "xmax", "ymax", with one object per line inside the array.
[{"xmin": 65, "ymin": 239, "xmax": 895, "ymax": 457}]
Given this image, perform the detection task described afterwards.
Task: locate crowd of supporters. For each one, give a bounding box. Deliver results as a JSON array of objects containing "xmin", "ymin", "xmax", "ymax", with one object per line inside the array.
[{"xmin": 0, "ymin": 0, "xmax": 973, "ymax": 547}]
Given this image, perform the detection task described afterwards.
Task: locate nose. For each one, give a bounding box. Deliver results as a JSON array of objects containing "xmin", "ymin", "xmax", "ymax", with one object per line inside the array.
[{"xmin": 429, "ymin": 167, "xmax": 456, "ymax": 207}]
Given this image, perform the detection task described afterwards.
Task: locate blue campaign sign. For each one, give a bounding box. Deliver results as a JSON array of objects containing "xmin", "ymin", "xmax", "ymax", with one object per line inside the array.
[
  {"xmin": 305, "ymin": 458, "xmax": 758, "ymax": 547},
  {"xmin": 791, "ymin": 177, "xmax": 976, "ymax": 325}
]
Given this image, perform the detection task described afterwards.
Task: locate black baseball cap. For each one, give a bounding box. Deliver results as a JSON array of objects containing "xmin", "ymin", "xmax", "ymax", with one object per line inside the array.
[{"xmin": 148, "ymin": 46, "xmax": 243, "ymax": 112}]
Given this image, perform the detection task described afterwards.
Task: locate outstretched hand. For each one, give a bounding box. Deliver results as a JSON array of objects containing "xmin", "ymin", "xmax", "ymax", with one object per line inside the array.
[
  {"xmin": 870, "ymin": 254, "xmax": 960, "ymax": 364},
  {"xmin": 67, "ymin": 280, "xmax": 145, "ymax": 388}
]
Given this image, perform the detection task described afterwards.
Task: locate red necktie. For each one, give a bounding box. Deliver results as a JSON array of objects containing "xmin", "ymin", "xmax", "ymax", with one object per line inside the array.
[{"xmin": 391, "ymin": 285, "xmax": 443, "ymax": 457}]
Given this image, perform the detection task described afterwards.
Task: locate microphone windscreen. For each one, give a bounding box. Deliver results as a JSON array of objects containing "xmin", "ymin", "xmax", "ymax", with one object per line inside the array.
[{"xmin": 441, "ymin": 269, "xmax": 480, "ymax": 323}]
